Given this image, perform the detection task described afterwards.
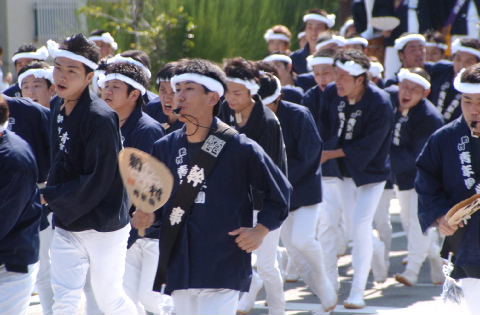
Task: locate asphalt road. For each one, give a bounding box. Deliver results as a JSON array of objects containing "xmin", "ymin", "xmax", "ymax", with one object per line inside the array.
[{"xmin": 26, "ymin": 200, "xmax": 470, "ymax": 315}]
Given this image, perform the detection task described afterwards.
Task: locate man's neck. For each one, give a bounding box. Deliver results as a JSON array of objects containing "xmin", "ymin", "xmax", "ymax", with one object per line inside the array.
[
  {"xmin": 186, "ymin": 115, "xmax": 213, "ymax": 143},
  {"xmin": 279, "ymin": 73, "xmax": 295, "ymax": 86},
  {"xmin": 307, "ymin": 41, "xmax": 316, "ymax": 54},
  {"xmin": 236, "ymin": 99, "xmax": 256, "ymax": 127},
  {"xmin": 117, "ymin": 103, "xmax": 137, "ymax": 127},
  {"xmin": 347, "ymin": 86, "xmax": 366, "ymax": 105},
  {"xmin": 62, "ymin": 88, "xmax": 86, "ymax": 116}
]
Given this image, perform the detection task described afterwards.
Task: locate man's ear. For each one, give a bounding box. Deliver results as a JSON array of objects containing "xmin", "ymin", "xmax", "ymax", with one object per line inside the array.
[
  {"xmin": 424, "ymin": 88, "xmax": 431, "ymax": 98},
  {"xmin": 85, "ymin": 71, "xmax": 95, "ymax": 84}
]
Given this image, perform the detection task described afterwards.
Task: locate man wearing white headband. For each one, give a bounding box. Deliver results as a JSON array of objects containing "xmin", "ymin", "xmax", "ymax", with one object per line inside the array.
[
  {"xmin": 385, "ymin": 33, "xmax": 428, "ymax": 87},
  {"xmin": 88, "ymin": 29, "xmax": 118, "ymax": 59},
  {"xmin": 133, "ymin": 58, "xmax": 291, "ymax": 315},
  {"xmin": 424, "ymin": 31, "xmax": 448, "ymax": 63},
  {"xmin": 382, "ymin": 68, "xmax": 445, "ymax": 287},
  {"xmin": 222, "ymin": 57, "xmax": 287, "ymax": 315},
  {"xmin": 320, "ymin": 49, "xmax": 393, "ymax": 309},
  {"xmin": 0, "ymin": 95, "xmax": 41, "ymax": 315},
  {"xmin": 18, "ymin": 61, "xmax": 55, "ymax": 109},
  {"xmin": 429, "ymin": 38, "xmax": 480, "ymax": 123},
  {"xmin": 259, "ymin": 72, "xmax": 337, "ymax": 314},
  {"xmin": 120, "ymin": 50, "xmax": 158, "ymax": 104},
  {"xmin": 264, "ymin": 25, "xmax": 292, "ymax": 54},
  {"xmin": 41, "ymin": 34, "xmax": 138, "ymax": 315},
  {"xmin": 4, "ymin": 44, "xmax": 49, "ymax": 98},
  {"xmin": 146, "ymin": 62, "xmax": 184, "ymax": 134},
  {"xmin": 302, "ymin": 48, "xmax": 336, "ymax": 128},
  {"xmin": 416, "ymin": 63, "xmax": 480, "ymax": 315},
  {"xmin": 262, "ymin": 53, "xmax": 304, "ymax": 104},
  {"xmin": 290, "ymin": 8, "xmax": 335, "ymax": 75},
  {"xmin": 99, "ymin": 61, "xmax": 168, "ymax": 315}
]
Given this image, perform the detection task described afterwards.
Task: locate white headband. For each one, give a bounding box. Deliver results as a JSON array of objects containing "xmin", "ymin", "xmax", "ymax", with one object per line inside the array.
[
  {"xmin": 340, "ymin": 19, "xmax": 354, "ymax": 37},
  {"xmin": 369, "ymin": 62, "xmax": 384, "ymax": 79},
  {"xmin": 226, "ymin": 77, "xmax": 260, "ymax": 95},
  {"xmin": 263, "ymin": 54, "xmax": 292, "ymax": 64},
  {"xmin": 297, "ymin": 31, "xmax": 306, "ymax": 39},
  {"xmin": 303, "ymin": 13, "xmax": 336, "ymax": 28},
  {"xmin": 425, "ymin": 42, "xmax": 448, "ymax": 51},
  {"xmin": 335, "ymin": 60, "xmax": 367, "ymax": 76},
  {"xmin": 47, "ymin": 40, "xmax": 98, "ymax": 70},
  {"xmin": 398, "ymin": 68, "xmax": 431, "ymax": 89},
  {"xmin": 88, "ymin": 32, "xmax": 118, "ymax": 50},
  {"xmin": 264, "ymin": 29, "xmax": 290, "ymax": 43},
  {"xmin": 454, "ymin": 68, "xmax": 480, "ymax": 94},
  {"xmin": 12, "ymin": 46, "xmax": 49, "ymax": 63},
  {"xmin": 316, "ymin": 36, "xmax": 345, "ymax": 51},
  {"xmin": 170, "ymin": 73, "xmax": 225, "ymax": 97},
  {"xmin": 98, "ymin": 73, "xmax": 147, "ymax": 95},
  {"xmin": 452, "ymin": 39, "xmax": 480, "ymax": 60},
  {"xmin": 307, "ymin": 56, "xmax": 334, "ymax": 71},
  {"xmin": 107, "ymin": 54, "xmax": 152, "ymax": 79},
  {"xmin": 18, "ymin": 67, "xmax": 54, "ymax": 87},
  {"xmin": 0, "ymin": 120, "xmax": 8, "ymax": 133},
  {"xmin": 262, "ymin": 76, "xmax": 282, "ymax": 105},
  {"xmin": 394, "ymin": 34, "xmax": 426, "ymax": 51},
  {"xmin": 344, "ymin": 37, "xmax": 369, "ymax": 48}
]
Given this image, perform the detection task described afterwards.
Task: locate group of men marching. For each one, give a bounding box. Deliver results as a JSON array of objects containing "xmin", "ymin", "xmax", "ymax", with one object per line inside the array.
[{"xmin": 2, "ymin": 1, "xmax": 480, "ymax": 315}]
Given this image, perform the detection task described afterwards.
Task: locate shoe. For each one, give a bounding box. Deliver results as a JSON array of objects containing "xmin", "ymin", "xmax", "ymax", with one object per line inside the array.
[
  {"xmin": 344, "ymin": 289, "xmax": 365, "ymax": 309},
  {"xmin": 429, "ymin": 255, "xmax": 446, "ymax": 285},
  {"xmin": 395, "ymin": 269, "xmax": 417, "ymax": 286},
  {"xmin": 402, "ymin": 257, "xmax": 408, "ymax": 265}
]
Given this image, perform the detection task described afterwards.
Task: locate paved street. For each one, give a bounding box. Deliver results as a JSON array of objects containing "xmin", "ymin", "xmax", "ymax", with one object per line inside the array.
[{"xmin": 27, "ymin": 200, "xmax": 470, "ymax": 315}]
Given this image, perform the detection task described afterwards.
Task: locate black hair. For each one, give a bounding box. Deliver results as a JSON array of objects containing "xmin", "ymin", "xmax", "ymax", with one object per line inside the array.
[
  {"xmin": 105, "ymin": 62, "xmax": 148, "ymax": 107},
  {"xmin": 258, "ymin": 72, "xmax": 281, "ymax": 104},
  {"xmin": 174, "ymin": 58, "xmax": 227, "ymax": 116},
  {"xmin": 155, "ymin": 62, "xmax": 178, "ymax": 89},
  {"xmin": 397, "ymin": 32, "xmax": 425, "ymax": 53},
  {"xmin": 460, "ymin": 64, "xmax": 480, "ymax": 83},
  {"xmin": 334, "ymin": 49, "xmax": 370, "ymax": 84},
  {"xmin": 0, "ymin": 95, "xmax": 8, "ymax": 125},
  {"xmin": 405, "ymin": 67, "xmax": 431, "ymax": 82},
  {"xmin": 314, "ymin": 48, "xmax": 336, "ymax": 58},
  {"xmin": 255, "ymin": 61, "xmax": 279, "ymax": 77},
  {"xmin": 60, "ymin": 34, "xmax": 100, "ymax": 73},
  {"xmin": 18, "ymin": 61, "xmax": 53, "ymax": 88},
  {"xmin": 13, "ymin": 43, "xmax": 38, "ymax": 65},
  {"xmin": 424, "ymin": 30, "xmax": 446, "ymax": 47},
  {"xmin": 121, "ymin": 50, "xmax": 151, "ymax": 70},
  {"xmin": 89, "ymin": 29, "xmax": 109, "ymax": 36},
  {"xmin": 459, "ymin": 38, "xmax": 480, "ymax": 51},
  {"xmin": 223, "ymin": 57, "xmax": 259, "ymax": 82}
]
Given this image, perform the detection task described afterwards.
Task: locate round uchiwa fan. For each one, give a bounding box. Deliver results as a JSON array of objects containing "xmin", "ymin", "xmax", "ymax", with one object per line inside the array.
[
  {"xmin": 446, "ymin": 194, "xmax": 480, "ymax": 226},
  {"xmin": 371, "ymin": 16, "xmax": 400, "ymax": 31},
  {"xmin": 118, "ymin": 147, "xmax": 174, "ymax": 235}
]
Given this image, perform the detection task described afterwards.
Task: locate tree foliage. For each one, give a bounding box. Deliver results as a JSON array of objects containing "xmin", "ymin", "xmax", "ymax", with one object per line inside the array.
[{"xmin": 81, "ymin": 0, "xmax": 339, "ymax": 74}]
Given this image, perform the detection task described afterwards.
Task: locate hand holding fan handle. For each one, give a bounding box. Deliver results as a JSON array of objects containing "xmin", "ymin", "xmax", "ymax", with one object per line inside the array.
[{"xmin": 118, "ymin": 147, "xmax": 174, "ymax": 238}]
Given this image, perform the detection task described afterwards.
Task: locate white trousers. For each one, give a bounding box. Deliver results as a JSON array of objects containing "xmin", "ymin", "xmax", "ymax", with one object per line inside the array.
[
  {"xmin": 281, "ymin": 203, "xmax": 336, "ymax": 308},
  {"xmin": 238, "ymin": 211, "xmax": 284, "ymax": 315},
  {"xmin": 373, "ymin": 188, "xmax": 394, "ymax": 265},
  {"xmin": 317, "ymin": 177, "xmax": 344, "ymax": 291},
  {"xmin": 340, "ymin": 179, "xmax": 386, "ymax": 295},
  {"xmin": 172, "ymin": 289, "xmax": 239, "ymax": 315},
  {"xmin": 37, "ymin": 215, "xmax": 54, "ymax": 315},
  {"xmin": 50, "ymin": 225, "xmax": 137, "ymax": 315},
  {"xmin": 0, "ymin": 263, "xmax": 39, "ymax": 315},
  {"xmin": 397, "ymin": 189, "xmax": 443, "ymax": 279},
  {"xmin": 461, "ymin": 278, "xmax": 480, "ymax": 314},
  {"xmin": 124, "ymin": 238, "xmax": 173, "ymax": 315}
]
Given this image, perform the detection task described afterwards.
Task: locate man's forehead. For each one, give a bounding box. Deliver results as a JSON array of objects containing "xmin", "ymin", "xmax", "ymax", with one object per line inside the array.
[
  {"xmin": 405, "ymin": 40, "xmax": 425, "ymax": 49},
  {"xmin": 462, "ymin": 93, "xmax": 480, "ymax": 101},
  {"xmin": 54, "ymin": 57, "xmax": 83, "ymax": 69}
]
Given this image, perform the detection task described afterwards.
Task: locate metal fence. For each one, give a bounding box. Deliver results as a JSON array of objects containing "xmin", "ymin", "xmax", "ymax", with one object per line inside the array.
[{"xmin": 33, "ymin": 0, "xmax": 87, "ymax": 43}]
